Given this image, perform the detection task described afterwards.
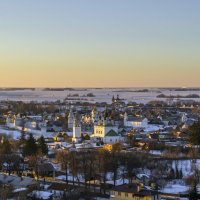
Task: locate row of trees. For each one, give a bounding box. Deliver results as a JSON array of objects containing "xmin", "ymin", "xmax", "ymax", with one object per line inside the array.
[{"xmin": 56, "ymin": 148, "xmax": 173, "ymax": 193}]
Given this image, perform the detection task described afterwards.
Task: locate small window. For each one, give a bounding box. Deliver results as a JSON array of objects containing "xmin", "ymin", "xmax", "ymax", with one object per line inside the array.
[
  {"xmin": 118, "ymin": 191, "xmax": 121, "ymax": 196},
  {"xmin": 125, "ymin": 192, "xmax": 128, "ymax": 198}
]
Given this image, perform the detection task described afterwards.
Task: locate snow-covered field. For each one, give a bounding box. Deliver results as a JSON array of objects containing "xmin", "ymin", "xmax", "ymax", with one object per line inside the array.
[{"xmin": 0, "ymin": 88, "xmax": 200, "ymax": 103}]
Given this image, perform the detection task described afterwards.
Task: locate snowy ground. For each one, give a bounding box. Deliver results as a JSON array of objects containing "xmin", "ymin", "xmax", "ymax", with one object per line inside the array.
[
  {"xmin": 56, "ymin": 172, "xmax": 129, "ymax": 186},
  {"xmin": 149, "ymin": 150, "xmax": 163, "ymax": 155},
  {"xmin": 161, "ymin": 160, "xmax": 200, "ymax": 195},
  {"xmin": 172, "ymin": 159, "xmax": 200, "ymax": 177},
  {"xmin": 29, "ymin": 191, "xmax": 53, "ymax": 200},
  {"xmin": 56, "ymin": 174, "xmax": 84, "ymax": 183},
  {"xmin": 160, "ymin": 180, "xmax": 189, "ymax": 194},
  {"xmin": 0, "ymin": 127, "xmax": 21, "ymax": 139},
  {"xmin": 13, "ymin": 188, "xmax": 27, "ymax": 193},
  {"xmin": 160, "ymin": 179, "xmax": 200, "ymax": 195}
]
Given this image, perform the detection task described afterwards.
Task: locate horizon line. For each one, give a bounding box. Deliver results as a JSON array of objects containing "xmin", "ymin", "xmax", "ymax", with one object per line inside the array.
[{"xmin": 0, "ymin": 86, "xmax": 200, "ymax": 89}]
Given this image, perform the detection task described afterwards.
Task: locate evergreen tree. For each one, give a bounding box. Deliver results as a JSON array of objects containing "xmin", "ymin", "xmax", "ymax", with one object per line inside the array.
[
  {"xmin": 19, "ymin": 131, "xmax": 26, "ymax": 144},
  {"xmin": 23, "ymin": 133, "xmax": 37, "ymax": 156},
  {"xmin": 37, "ymin": 136, "xmax": 48, "ymax": 155},
  {"xmin": 189, "ymin": 120, "xmax": 200, "ymax": 146}
]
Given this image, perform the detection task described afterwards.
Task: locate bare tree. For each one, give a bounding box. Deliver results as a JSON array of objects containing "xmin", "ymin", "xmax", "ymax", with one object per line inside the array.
[{"xmin": 56, "ymin": 150, "xmax": 70, "ymax": 186}]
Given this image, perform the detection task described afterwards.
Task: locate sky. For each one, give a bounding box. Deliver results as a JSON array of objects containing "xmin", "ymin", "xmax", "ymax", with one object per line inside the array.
[{"xmin": 0, "ymin": 0, "xmax": 200, "ymax": 88}]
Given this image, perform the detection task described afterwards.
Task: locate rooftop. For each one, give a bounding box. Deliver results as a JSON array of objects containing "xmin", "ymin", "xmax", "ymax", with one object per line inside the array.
[{"xmin": 105, "ymin": 129, "xmax": 119, "ymax": 137}]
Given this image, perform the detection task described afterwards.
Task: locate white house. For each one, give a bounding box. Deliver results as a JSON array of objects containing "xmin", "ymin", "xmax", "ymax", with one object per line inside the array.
[
  {"xmin": 103, "ymin": 129, "xmax": 121, "ymax": 144},
  {"xmin": 124, "ymin": 112, "xmax": 148, "ymax": 128}
]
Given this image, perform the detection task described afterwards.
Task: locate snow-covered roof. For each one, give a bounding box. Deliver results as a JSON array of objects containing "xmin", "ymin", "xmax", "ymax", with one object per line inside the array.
[{"xmin": 28, "ymin": 191, "xmax": 53, "ymax": 200}]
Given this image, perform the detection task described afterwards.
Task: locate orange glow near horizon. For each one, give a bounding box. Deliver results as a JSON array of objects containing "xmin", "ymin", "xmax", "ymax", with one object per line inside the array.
[{"xmin": 0, "ymin": 1, "xmax": 200, "ymax": 88}]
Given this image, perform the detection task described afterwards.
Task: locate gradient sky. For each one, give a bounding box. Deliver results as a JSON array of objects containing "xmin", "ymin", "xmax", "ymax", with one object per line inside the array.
[{"xmin": 0, "ymin": 0, "xmax": 200, "ymax": 87}]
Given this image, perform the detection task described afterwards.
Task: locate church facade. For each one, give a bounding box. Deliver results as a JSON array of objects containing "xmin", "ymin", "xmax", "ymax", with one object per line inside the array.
[{"xmin": 91, "ymin": 111, "xmax": 121, "ymax": 144}]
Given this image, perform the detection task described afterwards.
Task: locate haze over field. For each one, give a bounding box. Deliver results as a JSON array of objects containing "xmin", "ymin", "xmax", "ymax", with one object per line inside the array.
[
  {"xmin": 0, "ymin": 88, "xmax": 200, "ymax": 104},
  {"xmin": 0, "ymin": 0, "xmax": 200, "ymax": 87}
]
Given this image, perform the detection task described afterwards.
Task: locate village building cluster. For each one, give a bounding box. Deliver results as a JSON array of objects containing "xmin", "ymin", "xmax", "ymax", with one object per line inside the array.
[{"xmin": 0, "ymin": 95, "xmax": 200, "ymax": 199}]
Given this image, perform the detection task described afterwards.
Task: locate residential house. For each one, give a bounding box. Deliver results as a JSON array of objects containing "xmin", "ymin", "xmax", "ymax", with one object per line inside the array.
[
  {"xmin": 124, "ymin": 113, "xmax": 148, "ymax": 128},
  {"xmin": 110, "ymin": 183, "xmax": 160, "ymax": 200}
]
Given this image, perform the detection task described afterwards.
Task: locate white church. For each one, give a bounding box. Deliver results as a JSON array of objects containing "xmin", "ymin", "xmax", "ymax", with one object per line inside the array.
[
  {"xmin": 68, "ymin": 108, "xmax": 74, "ymax": 130},
  {"xmin": 91, "ymin": 112, "xmax": 122, "ymax": 144},
  {"xmin": 72, "ymin": 115, "xmax": 82, "ymax": 143}
]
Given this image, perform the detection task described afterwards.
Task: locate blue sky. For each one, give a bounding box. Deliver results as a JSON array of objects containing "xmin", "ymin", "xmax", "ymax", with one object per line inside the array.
[{"xmin": 0, "ymin": 0, "xmax": 200, "ymax": 87}]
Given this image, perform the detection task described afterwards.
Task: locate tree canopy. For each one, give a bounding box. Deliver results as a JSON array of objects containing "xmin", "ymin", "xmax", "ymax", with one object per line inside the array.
[
  {"xmin": 23, "ymin": 133, "xmax": 37, "ymax": 156},
  {"xmin": 37, "ymin": 136, "xmax": 48, "ymax": 155},
  {"xmin": 189, "ymin": 120, "xmax": 200, "ymax": 145}
]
